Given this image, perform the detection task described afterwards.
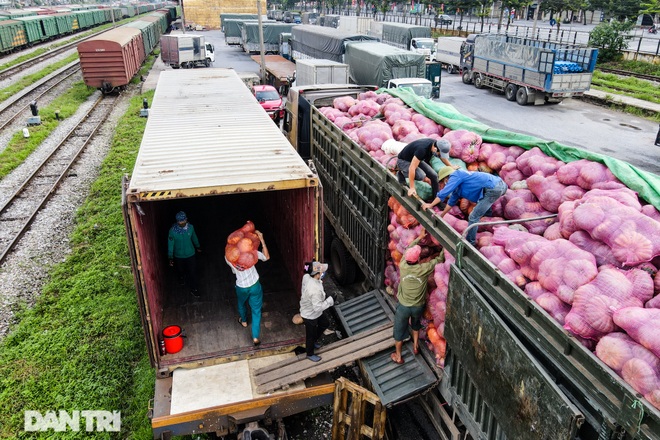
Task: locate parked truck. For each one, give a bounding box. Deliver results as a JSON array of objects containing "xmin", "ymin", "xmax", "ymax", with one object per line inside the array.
[
  {"xmin": 241, "ymin": 22, "xmax": 295, "ymax": 53},
  {"xmin": 461, "ymin": 33, "xmax": 598, "ymax": 105},
  {"xmin": 380, "ymin": 22, "xmax": 435, "ymax": 60},
  {"xmin": 435, "ymin": 36, "xmax": 465, "ymax": 73},
  {"xmin": 250, "ymin": 54, "xmax": 296, "ymax": 94},
  {"xmin": 160, "ymin": 34, "xmax": 214, "ymax": 68},
  {"xmin": 295, "ymin": 58, "xmax": 349, "ymax": 86},
  {"xmin": 344, "ymin": 41, "xmax": 438, "ymax": 99},
  {"xmin": 122, "ymin": 69, "xmax": 331, "ymax": 439},
  {"xmin": 290, "ymin": 24, "xmax": 378, "ymax": 62},
  {"xmin": 283, "ymin": 84, "xmax": 660, "ymax": 439}
]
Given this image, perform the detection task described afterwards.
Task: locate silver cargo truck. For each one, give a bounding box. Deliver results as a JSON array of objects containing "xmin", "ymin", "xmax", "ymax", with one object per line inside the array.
[{"xmin": 160, "ymin": 34, "xmax": 214, "ymax": 68}]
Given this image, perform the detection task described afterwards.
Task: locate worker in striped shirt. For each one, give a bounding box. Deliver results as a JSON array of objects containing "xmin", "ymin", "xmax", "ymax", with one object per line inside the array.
[{"xmin": 225, "ymin": 230, "xmax": 270, "ymax": 347}]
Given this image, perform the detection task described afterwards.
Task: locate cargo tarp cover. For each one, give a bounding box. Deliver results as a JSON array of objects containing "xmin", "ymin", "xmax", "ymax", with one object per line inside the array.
[
  {"xmin": 291, "ymin": 24, "xmax": 378, "ymax": 62},
  {"xmin": 344, "ymin": 42, "xmax": 425, "ymax": 88},
  {"xmin": 385, "ymin": 88, "xmax": 660, "ymax": 209},
  {"xmin": 243, "ymin": 22, "xmax": 295, "ymax": 45},
  {"xmin": 224, "ymin": 19, "xmax": 255, "ymax": 40},
  {"xmin": 382, "ymin": 23, "xmax": 431, "ymax": 48},
  {"xmin": 220, "ymin": 13, "xmax": 258, "ymax": 30}
]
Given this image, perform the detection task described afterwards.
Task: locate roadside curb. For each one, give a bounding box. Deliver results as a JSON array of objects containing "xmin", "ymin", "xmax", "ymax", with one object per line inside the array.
[{"xmin": 579, "ymin": 89, "xmax": 660, "ymax": 117}]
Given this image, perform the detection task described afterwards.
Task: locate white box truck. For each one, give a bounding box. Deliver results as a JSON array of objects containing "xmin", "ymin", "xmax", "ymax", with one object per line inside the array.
[
  {"xmin": 435, "ymin": 36, "xmax": 465, "ymax": 74},
  {"xmin": 295, "ymin": 59, "xmax": 349, "ymax": 86},
  {"xmin": 160, "ymin": 34, "xmax": 215, "ymax": 69}
]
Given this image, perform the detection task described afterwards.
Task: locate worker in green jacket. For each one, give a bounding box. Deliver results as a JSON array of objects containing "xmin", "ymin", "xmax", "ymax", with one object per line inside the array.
[
  {"xmin": 168, "ymin": 211, "xmax": 202, "ymax": 298},
  {"xmin": 391, "ymin": 229, "xmax": 444, "ymax": 365}
]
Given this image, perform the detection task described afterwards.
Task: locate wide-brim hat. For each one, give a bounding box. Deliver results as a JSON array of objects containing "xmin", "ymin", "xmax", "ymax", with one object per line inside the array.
[
  {"xmin": 311, "ymin": 262, "xmax": 329, "ymax": 276},
  {"xmin": 437, "ymin": 166, "xmax": 455, "ymax": 181}
]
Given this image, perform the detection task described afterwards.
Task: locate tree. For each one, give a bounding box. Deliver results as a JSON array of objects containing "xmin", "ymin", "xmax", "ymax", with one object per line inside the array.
[
  {"xmin": 640, "ymin": 0, "xmax": 660, "ymax": 23},
  {"xmin": 497, "ymin": 0, "xmax": 532, "ymax": 31},
  {"xmin": 448, "ymin": 0, "xmax": 482, "ymax": 29},
  {"xmin": 588, "ymin": 20, "xmax": 634, "ymax": 62},
  {"xmin": 589, "ymin": 0, "xmax": 643, "ymax": 21}
]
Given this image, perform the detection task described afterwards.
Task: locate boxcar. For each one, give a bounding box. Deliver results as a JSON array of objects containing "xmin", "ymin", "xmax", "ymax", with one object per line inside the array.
[
  {"xmin": 0, "ymin": 19, "xmax": 27, "ymax": 53},
  {"xmin": 0, "ymin": 9, "xmax": 36, "ymax": 18},
  {"xmin": 53, "ymin": 13, "xmax": 75, "ymax": 35},
  {"xmin": 72, "ymin": 10, "xmax": 95, "ymax": 29},
  {"xmin": 15, "ymin": 15, "xmax": 58, "ymax": 43},
  {"xmin": 77, "ymin": 27, "xmax": 144, "ymax": 92},
  {"xmin": 125, "ymin": 20, "xmax": 159, "ymax": 56},
  {"xmin": 141, "ymin": 12, "xmax": 169, "ymax": 35}
]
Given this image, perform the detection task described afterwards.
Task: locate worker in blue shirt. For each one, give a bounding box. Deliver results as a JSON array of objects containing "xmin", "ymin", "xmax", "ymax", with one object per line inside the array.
[{"xmin": 421, "ymin": 166, "xmax": 507, "ymax": 245}]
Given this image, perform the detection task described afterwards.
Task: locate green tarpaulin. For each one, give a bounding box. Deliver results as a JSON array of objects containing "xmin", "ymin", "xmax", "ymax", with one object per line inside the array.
[{"xmin": 385, "ymin": 88, "xmax": 660, "ymax": 210}]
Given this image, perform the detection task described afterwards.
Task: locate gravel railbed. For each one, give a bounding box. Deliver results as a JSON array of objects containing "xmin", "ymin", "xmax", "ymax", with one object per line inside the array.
[
  {"xmin": 0, "ymin": 72, "xmax": 83, "ymax": 154},
  {"xmin": 0, "ymin": 85, "xmax": 134, "ymax": 337}
]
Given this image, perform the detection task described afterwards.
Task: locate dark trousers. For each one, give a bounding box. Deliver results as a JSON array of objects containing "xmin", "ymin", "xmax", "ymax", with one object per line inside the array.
[
  {"xmin": 174, "ymin": 255, "xmax": 197, "ymax": 291},
  {"xmin": 303, "ymin": 313, "xmax": 329, "ymax": 356}
]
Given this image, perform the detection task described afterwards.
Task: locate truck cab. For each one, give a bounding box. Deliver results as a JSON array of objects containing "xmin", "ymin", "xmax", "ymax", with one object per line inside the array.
[
  {"xmin": 386, "ymin": 78, "xmax": 433, "ymax": 99},
  {"xmin": 410, "ymin": 37, "xmax": 436, "ymax": 60},
  {"xmin": 205, "ymin": 42, "xmax": 215, "ymax": 64}
]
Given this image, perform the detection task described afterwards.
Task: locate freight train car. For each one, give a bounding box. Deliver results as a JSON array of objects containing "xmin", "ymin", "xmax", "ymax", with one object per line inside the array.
[{"xmin": 78, "ymin": 27, "xmax": 145, "ymax": 92}]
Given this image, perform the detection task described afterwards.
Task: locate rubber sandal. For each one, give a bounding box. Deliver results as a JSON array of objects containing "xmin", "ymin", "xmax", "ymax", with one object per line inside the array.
[
  {"xmin": 237, "ymin": 317, "xmax": 247, "ymax": 328},
  {"xmin": 390, "ymin": 353, "xmax": 404, "ymax": 365},
  {"xmin": 253, "ymin": 338, "xmax": 261, "ymax": 346},
  {"xmin": 413, "ymin": 345, "xmax": 419, "ymax": 355}
]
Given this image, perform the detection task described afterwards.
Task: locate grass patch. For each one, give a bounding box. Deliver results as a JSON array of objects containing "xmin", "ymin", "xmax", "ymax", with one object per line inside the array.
[
  {"xmin": 0, "ymin": 53, "xmax": 79, "ymax": 103},
  {"xmin": 0, "ymin": 92, "xmax": 155, "ymax": 439},
  {"xmin": 133, "ymin": 50, "xmax": 160, "ymax": 84},
  {"xmin": 591, "ymin": 71, "xmax": 660, "ymax": 104},
  {"xmin": 0, "ymin": 81, "xmax": 95, "ymax": 180},
  {"xmin": 598, "ymin": 60, "xmax": 660, "ymax": 77}
]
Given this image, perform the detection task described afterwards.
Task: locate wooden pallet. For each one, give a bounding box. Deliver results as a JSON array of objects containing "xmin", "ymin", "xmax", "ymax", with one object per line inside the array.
[
  {"xmin": 253, "ymin": 323, "xmax": 394, "ymax": 394},
  {"xmin": 332, "ymin": 377, "xmax": 386, "ymax": 440}
]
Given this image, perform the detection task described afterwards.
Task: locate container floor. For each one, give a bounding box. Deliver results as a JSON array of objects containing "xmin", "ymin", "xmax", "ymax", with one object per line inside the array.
[{"xmin": 159, "ymin": 234, "xmax": 305, "ymax": 365}]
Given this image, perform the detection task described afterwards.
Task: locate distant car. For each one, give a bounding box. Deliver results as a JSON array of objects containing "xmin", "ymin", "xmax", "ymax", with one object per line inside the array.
[
  {"xmin": 292, "ymin": 14, "xmax": 302, "ymax": 24},
  {"xmin": 437, "ymin": 14, "xmax": 452, "ymax": 25},
  {"xmin": 252, "ymin": 85, "xmax": 284, "ymax": 123}
]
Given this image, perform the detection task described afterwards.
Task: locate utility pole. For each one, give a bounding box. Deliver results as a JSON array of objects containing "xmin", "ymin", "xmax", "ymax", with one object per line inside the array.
[
  {"xmin": 532, "ymin": 0, "xmax": 542, "ymax": 36},
  {"xmin": 257, "ymin": 0, "xmax": 266, "ymax": 85},
  {"xmin": 181, "ymin": 0, "xmax": 187, "ymax": 34}
]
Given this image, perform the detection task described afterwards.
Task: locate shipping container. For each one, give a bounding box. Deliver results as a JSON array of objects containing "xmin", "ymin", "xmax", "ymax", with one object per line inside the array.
[
  {"xmin": 295, "ymin": 58, "xmax": 349, "ymax": 86},
  {"xmin": 122, "ymin": 69, "xmax": 328, "ymax": 438},
  {"xmin": 77, "ymin": 27, "xmax": 144, "ymax": 92}
]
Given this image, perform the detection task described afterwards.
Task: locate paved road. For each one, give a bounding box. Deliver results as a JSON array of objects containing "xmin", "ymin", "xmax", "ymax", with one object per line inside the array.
[{"xmin": 168, "ymin": 30, "xmax": 659, "ymax": 176}]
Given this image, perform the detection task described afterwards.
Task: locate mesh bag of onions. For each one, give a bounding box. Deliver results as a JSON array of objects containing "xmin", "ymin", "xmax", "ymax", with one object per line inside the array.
[{"xmin": 225, "ymin": 221, "xmax": 261, "ymax": 270}]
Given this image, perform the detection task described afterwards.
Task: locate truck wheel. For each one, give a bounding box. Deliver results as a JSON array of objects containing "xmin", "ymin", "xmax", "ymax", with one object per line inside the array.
[
  {"xmin": 205, "ymin": 58, "xmax": 211, "ymax": 67},
  {"xmin": 505, "ymin": 84, "xmax": 518, "ymax": 101},
  {"xmin": 474, "ymin": 74, "xmax": 485, "ymax": 89},
  {"xmin": 446, "ymin": 65, "xmax": 455, "ymax": 74},
  {"xmin": 516, "ymin": 88, "xmax": 529, "ymax": 106},
  {"xmin": 462, "ymin": 70, "xmax": 472, "ymax": 84},
  {"xmin": 330, "ymin": 237, "xmax": 356, "ymax": 286}
]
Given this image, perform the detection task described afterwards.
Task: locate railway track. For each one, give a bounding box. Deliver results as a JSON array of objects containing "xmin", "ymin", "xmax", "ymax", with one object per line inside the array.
[
  {"xmin": 0, "ymin": 26, "xmax": 110, "ymax": 82},
  {"xmin": 0, "ymin": 62, "xmax": 81, "ymax": 132},
  {"xmin": 0, "ymin": 94, "xmax": 117, "ymax": 265},
  {"xmin": 598, "ymin": 67, "xmax": 660, "ymax": 83}
]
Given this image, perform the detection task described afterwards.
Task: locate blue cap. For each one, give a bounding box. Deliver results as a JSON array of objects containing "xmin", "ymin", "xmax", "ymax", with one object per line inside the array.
[{"xmin": 175, "ymin": 211, "xmax": 187, "ymax": 222}]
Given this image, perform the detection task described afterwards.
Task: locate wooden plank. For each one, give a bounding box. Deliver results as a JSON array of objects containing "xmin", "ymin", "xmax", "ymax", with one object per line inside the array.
[
  {"xmin": 253, "ymin": 323, "xmax": 392, "ymax": 378},
  {"xmin": 255, "ymin": 327, "xmax": 394, "ymax": 393}
]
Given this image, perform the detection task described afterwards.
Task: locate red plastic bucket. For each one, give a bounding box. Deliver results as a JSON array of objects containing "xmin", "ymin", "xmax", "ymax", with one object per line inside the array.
[{"xmin": 162, "ymin": 325, "xmax": 184, "ymax": 354}]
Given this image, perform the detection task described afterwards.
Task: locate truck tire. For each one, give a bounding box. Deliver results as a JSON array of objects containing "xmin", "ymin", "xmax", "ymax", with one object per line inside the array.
[
  {"xmin": 330, "ymin": 237, "xmax": 356, "ymax": 285},
  {"xmin": 205, "ymin": 58, "xmax": 211, "ymax": 67},
  {"xmin": 462, "ymin": 70, "xmax": 472, "ymax": 84},
  {"xmin": 516, "ymin": 87, "xmax": 529, "ymax": 106},
  {"xmin": 505, "ymin": 84, "xmax": 518, "ymax": 101},
  {"xmin": 474, "ymin": 74, "xmax": 485, "ymax": 89},
  {"xmin": 447, "ymin": 65, "xmax": 455, "ymax": 74}
]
